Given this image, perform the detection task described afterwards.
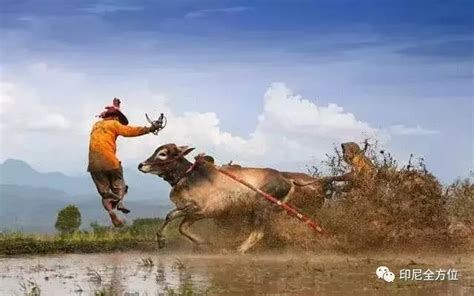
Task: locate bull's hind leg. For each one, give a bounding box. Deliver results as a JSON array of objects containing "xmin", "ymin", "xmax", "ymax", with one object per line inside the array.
[
  {"xmin": 237, "ymin": 225, "xmax": 264, "ymax": 254},
  {"xmin": 237, "ymin": 198, "xmax": 274, "ymax": 254}
]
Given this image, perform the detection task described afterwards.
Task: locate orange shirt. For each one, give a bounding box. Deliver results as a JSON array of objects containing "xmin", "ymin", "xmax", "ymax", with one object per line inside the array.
[{"xmin": 88, "ymin": 119, "xmax": 149, "ymax": 172}]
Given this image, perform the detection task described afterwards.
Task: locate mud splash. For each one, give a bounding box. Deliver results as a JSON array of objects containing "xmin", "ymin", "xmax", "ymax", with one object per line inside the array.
[{"xmin": 1, "ymin": 252, "xmax": 472, "ymax": 295}]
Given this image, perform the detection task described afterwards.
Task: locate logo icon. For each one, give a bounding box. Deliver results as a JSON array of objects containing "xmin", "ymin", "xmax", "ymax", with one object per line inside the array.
[
  {"xmin": 383, "ymin": 271, "xmax": 395, "ymax": 282},
  {"xmin": 376, "ymin": 266, "xmax": 395, "ymax": 282}
]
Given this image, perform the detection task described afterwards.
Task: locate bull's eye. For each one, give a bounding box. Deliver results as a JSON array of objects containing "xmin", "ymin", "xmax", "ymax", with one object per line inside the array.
[{"xmin": 158, "ymin": 152, "xmax": 167, "ymax": 159}]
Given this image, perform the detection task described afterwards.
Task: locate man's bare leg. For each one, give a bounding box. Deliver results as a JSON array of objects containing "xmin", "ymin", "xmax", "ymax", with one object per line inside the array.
[{"xmin": 102, "ymin": 197, "xmax": 124, "ymax": 227}]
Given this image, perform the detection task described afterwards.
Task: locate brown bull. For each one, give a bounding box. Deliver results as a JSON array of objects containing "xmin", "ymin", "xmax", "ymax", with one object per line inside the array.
[{"xmin": 138, "ymin": 143, "xmax": 330, "ymax": 253}]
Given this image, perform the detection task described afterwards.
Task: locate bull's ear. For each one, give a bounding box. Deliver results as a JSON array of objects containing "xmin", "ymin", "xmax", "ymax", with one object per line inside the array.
[{"xmin": 178, "ymin": 145, "xmax": 195, "ymax": 156}]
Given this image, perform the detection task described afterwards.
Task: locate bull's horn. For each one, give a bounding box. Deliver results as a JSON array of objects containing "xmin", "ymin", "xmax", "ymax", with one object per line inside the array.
[
  {"xmin": 178, "ymin": 145, "xmax": 189, "ymax": 151},
  {"xmin": 145, "ymin": 113, "xmax": 153, "ymax": 124},
  {"xmin": 178, "ymin": 145, "xmax": 195, "ymax": 156}
]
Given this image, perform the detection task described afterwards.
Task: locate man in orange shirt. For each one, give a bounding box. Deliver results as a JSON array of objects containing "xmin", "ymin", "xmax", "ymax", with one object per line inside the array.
[{"xmin": 88, "ymin": 98, "xmax": 160, "ymax": 226}]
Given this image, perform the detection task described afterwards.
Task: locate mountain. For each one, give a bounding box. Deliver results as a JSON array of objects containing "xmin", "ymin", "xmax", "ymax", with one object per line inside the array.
[
  {"xmin": 0, "ymin": 159, "xmax": 173, "ymax": 233},
  {"xmin": 0, "ymin": 158, "xmax": 169, "ymax": 198},
  {"xmin": 0, "ymin": 185, "xmax": 72, "ymax": 232},
  {"xmin": 0, "ymin": 159, "xmax": 94, "ymax": 195},
  {"xmin": 0, "ymin": 184, "xmax": 172, "ymax": 233}
]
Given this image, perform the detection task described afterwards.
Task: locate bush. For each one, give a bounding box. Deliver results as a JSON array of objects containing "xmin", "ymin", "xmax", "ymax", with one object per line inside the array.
[
  {"xmin": 127, "ymin": 218, "xmax": 163, "ymax": 237},
  {"xmin": 302, "ymin": 141, "xmax": 454, "ymax": 250},
  {"xmin": 445, "ymin": 179, "xmax": 474, "ymax": 221},
  {"xmin": 55, "ymin": 205, "xmax": 82, "ymax": 235},
  {"xmin": 90, "ymin": 221, "xmax": 110, "ymax": 237},
  {"xmin": 444, "ymin": 179, "xmax": 473, "ymax": 245}
]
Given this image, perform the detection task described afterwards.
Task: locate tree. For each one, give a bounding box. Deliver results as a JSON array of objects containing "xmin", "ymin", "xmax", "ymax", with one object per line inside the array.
[{"xmin": 55, "ymin": 205, "xmax": 81, "ymax": 234}]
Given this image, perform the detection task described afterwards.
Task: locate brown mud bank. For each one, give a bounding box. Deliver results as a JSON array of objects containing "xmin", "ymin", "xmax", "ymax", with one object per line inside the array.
[{"xmin": 1, "ymin": 251, "xmax": 473, "ymax": 295}]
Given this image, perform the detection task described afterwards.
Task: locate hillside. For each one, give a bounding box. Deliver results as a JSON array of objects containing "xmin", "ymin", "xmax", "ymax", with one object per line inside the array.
[{"xmin": 0, "ymin": 159, "xmax": 172, "ymax": 232}]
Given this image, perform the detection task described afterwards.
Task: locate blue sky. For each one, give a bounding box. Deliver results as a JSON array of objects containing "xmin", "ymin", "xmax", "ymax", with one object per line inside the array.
[{"xmin": 0, "ymin": 0, "xmax": 472, "ymax": 182}]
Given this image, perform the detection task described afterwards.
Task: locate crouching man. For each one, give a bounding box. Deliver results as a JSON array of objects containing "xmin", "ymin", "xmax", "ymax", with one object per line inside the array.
[
  {"xmin": 87, "ymin": 98, "xmax": 160, "ymax": 227},
  {"xmin": 330, "ymin": 142, "xmax": 376, "ymax": 187}
]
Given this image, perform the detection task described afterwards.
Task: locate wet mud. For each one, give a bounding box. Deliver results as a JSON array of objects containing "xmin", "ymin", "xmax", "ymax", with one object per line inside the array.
[{"xmin": 1, "ymin": 252, "xmax": 473, "ymax": 295}]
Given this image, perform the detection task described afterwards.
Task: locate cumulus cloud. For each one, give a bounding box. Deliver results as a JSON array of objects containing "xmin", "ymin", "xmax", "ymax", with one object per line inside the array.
[
  {"xmin": 117, "ymin": 97, "xmax": 263, "ymax": 165},
  {"xmin": 0, "ymin": 64, "xmax": 382, "ymax": 172},
  {"xmin": 389, "ymin": 124, "xmax": 439, "ymax": 136},
  {"xmin": 243, "ymin": 83, "xmax": 380, "ymax": 165},
  {"xmin": 259, "ymin": 83, "xmax": 377, "ymax": 139},
  {"xmin": 119, "ymin": 82, "xmax": 380, "ymax": 169}
]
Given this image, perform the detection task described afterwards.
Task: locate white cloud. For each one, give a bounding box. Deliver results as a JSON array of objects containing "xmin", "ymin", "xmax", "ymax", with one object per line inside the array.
[
  {"xmin": 81, "ymin": 4, "xmax": 143, "ymax": 14},
  {"xmin": 117, "ymin": 97, "xmax": 263, "ymax": 164},
  {"xmin": 259, "ymin": 83, "xmax": 377, "ymax": 139},
  {"xmin": 0, "ymin": 63, "xmax": 382, "ymax": 173},
  {"xmin": 25, "ymin": 113, "xmax": 70, "ymax": 132},
  {"xmin": 389, "ymin": 124, "xmax": 439, "ymax": 136},
  {"xmin": 239, "ymin": 83, "xmax": 381, "ymax": 165},
  {"xmin": 0, "ymin": 80, "xmax": 71, "ymax": 133},
  {"xmin": 119, "ymin": 82, "xmax": 381, "ymax": 169},
  {"xmin": 185, "ymin": 6, "xmax": 253, "ymax": 19},
  {"xmin": 0, "ymin": 82, "xmax": 15, "ymax": 112}
]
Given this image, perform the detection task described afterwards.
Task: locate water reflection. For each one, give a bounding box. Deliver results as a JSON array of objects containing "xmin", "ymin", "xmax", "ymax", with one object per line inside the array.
[{"xmin": 0, "ymin": 253, "xmax": 472, "ymax": 295}]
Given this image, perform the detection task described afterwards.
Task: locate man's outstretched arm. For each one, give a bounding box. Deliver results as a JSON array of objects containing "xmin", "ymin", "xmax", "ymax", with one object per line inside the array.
[{"xmin": 114, "ymin": 121, "xmax": 155, "ymax": 137}]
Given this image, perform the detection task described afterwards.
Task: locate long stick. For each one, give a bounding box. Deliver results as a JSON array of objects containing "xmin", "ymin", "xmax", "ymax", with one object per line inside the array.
[{"xmin": 215, "ymin": 166, "xmax": 326, "ymax": 234}]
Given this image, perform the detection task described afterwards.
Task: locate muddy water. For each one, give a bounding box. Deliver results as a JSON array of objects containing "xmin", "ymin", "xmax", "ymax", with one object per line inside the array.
[{"xmin": 0, "ymin": 252, "xmax": 473, "ymax": 295}]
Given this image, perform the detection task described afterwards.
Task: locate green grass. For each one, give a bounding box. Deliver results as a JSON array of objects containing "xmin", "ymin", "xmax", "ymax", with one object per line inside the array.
[
  {"xmin": 0, "ymin": 218, "xmax": 183, "ymax": 255},
  {"xmin": 0, "ymin": 232, "xmax": 152, "ymax": 255}
]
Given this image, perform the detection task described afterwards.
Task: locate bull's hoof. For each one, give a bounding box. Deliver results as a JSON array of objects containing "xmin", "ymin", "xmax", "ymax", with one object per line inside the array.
[
  {"xmin": 192, "ymin": 243, "xmax": 204, "ymax": 252},
  {"xmin": 156, "ymin": 235, "xmax": 166, "ymax": 249},
  {"xmin": 236, "ymin": 246, "xmax": 249, "ymax": 254},
  {"xmin": 219, "ymin": 248, "xmax": 232, "ymax": 255}
]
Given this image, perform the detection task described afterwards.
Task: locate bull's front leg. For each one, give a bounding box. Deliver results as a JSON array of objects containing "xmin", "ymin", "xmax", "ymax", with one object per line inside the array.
[
  {"xmin": 156, "ymin": 207, "xmax": 187, "ymax": 248},
  {"xmin": 156, "ymin": 202, "xmax": 200, "ymax": 248}
]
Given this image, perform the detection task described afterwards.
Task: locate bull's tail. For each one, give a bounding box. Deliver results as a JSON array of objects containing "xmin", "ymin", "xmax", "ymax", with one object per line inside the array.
[
  {"xmin": 292, "ymin": 175, "xmax": 346, "ymax": 187},
  {"xmin": 292, "ymin": 179, "xmax": 320, "ymax": 186}
]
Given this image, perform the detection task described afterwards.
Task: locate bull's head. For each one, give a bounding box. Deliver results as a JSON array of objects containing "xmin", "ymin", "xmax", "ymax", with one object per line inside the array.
[{"xmin": 138, "ymin": 143, "xmax": 195, "ymax": 176}]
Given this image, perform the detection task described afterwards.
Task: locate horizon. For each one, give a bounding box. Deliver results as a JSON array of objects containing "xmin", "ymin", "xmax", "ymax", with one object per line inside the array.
[
  {"xmin": 1, "ymin": 1, "xmax": 473, "ymax": 183},
  {"xmin": 0, "ymin": 152, "xmax": 469, "ymax": 185}
]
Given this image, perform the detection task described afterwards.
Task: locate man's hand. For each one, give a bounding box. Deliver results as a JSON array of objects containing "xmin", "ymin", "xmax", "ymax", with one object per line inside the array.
[
  {"xmin": 147, "ymin": 124, "xmax": 160, "ymax": 134},
  {"xmin": 145, "ymin": 113, "xmax": 166, "ymax": 135}
]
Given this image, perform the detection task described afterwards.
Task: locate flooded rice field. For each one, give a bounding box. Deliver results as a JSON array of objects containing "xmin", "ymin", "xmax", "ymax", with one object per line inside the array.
[{"xmin": 0, "ymin": 252, "xmax": 473, "ymax": 295}]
